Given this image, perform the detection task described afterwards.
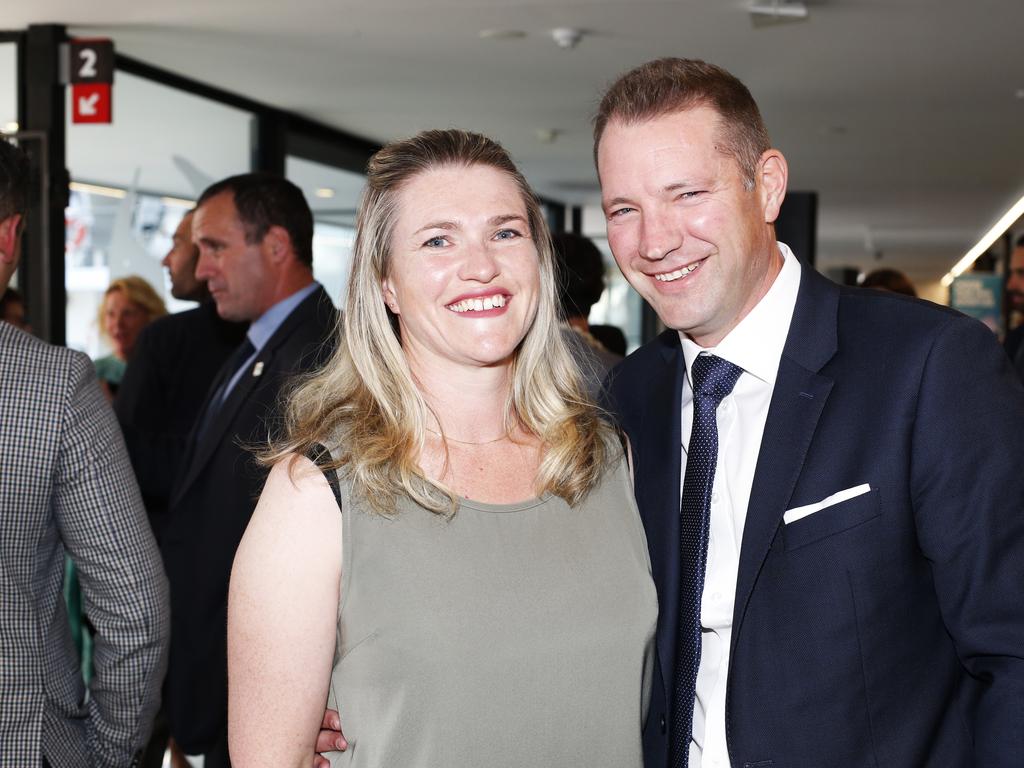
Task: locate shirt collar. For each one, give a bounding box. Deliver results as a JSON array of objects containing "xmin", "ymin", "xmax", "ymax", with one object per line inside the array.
[
  {"xmin": 247, "ymin": 282, "xmax": 319, "ymax": 353},
  {"xmin": 679, "ymin": 242, "xmax": 801, "ymax": 386}
]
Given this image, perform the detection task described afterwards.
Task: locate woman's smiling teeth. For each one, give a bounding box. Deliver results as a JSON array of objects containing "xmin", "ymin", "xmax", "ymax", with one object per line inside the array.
[
  {"xmin": 447, "ymin": 294, "xmax": 507, "ymax": 313},
  {"xmin": 655, "ymin": 259, "xmax": 704, "ymax": 282}
]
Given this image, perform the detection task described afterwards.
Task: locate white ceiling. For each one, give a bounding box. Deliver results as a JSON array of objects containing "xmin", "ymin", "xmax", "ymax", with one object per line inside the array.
[{"xmin": 7, "ymin": 0, "xmax": 1024, "ymax": 294}]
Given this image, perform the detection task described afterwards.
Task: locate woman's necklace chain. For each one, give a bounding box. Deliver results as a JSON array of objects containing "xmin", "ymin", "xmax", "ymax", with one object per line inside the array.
[{"xmin": 426, "ymin": 427, "xmax": 510, "ymax": 446}]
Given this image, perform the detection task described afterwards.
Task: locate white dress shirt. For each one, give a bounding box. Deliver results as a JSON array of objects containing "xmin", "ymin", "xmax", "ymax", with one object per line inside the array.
[{"xmin": 681, "ymin": 243, "xmax": 802, "ymax": 768}]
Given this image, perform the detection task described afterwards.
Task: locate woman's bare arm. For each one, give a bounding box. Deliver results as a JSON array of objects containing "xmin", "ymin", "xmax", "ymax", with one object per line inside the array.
[{"xmin": 228, "ymin": 456, "xmax": 343, "ymax": 768}]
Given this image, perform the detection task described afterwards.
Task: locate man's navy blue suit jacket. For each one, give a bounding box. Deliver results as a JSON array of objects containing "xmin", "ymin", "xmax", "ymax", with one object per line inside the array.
[{"xmin": 605, "ymin": 265, "xmax": 1024, "ymax": 767}]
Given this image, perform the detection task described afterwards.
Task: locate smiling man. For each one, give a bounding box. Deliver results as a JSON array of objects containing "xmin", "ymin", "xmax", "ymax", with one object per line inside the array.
[
  {"xmin": 597, "ymin": 58, "xmax": 1024, "ymax": 768},
  {"xmin": 159, "ymin": 173, "xmax": 337, "ymax": 768}
]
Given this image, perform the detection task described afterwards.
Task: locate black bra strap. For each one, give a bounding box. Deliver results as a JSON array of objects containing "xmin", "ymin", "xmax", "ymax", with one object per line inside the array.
[{"xmin": 306, "ymin": 442, "xmax": 342, "ymax": 510}]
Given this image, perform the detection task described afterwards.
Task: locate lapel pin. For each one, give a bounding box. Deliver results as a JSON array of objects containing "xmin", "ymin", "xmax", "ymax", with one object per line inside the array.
[{"xmin": 253, "ymin": 361, "xmax": 264, "ymax": 377}]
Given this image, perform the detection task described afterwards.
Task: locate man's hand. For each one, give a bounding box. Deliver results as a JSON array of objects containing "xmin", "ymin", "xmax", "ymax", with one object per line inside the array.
[{"xmin": 313, "ymin": 708, "xmax": 347, "ymax": 767}]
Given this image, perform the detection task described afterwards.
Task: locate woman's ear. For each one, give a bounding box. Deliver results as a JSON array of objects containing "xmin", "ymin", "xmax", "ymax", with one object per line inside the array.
[{"xmin": 381, "ymin": 278, "xmax": 399, "ymax": 314}]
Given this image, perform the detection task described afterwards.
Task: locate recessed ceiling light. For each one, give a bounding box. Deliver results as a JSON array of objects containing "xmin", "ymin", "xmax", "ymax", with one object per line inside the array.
[
  {"xmin": 1016, "ymin": 88, "xmax": 1024, "ymax": 100},
  {"xmin": 535, "ymin": 129, "xmax": 560, "ymax": 144},
  {"xmin": 479, "ymin": 29, "xmax": 527, "ymax": 40},
  {"xmin": 315, "ymin": 187, "xmax": 335, "ymax": 199},
  {"xmin": 2, "ymin": 121, "xmax": 18, "ymax": 133}
]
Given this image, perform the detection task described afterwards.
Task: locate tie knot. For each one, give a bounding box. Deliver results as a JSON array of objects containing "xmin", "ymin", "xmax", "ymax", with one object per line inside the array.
[{"xmin": 690, "ymin": 354, "xmax": 743, "ymax": 406}]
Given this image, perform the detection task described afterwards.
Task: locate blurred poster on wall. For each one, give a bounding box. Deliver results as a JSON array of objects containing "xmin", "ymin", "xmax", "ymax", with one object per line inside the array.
[{"xmin": 951, "ymin": 274, "xmax": 1003, "ymax": 335}]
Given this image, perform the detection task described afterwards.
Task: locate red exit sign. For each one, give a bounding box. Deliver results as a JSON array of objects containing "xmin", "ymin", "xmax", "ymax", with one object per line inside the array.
[
  {"xmin": 72, "ymin": 83, "xmax": 112, "ymax": 124},
  {"xmin": 69, "ymin": 39, "xmax": 114, "ymax": 125}
]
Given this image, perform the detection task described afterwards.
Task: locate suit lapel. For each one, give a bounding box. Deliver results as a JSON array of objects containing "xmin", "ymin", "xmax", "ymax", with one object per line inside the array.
[
  {"xmin": 730, "ymin": 267, "xmax": 840, "ymax": 655},
  {"xmin": 181, "ymin": 350, "xmax": 267, "ymax": 489},
  {"xmin": 636, "ymin": 333, "xmax": 686, "ymax": 697},
  {"xmin": 172, "ymin": 286, "xmax": 327, "ymax": 505}
]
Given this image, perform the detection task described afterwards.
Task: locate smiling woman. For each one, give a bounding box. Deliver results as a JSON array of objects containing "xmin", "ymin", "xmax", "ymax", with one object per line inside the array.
[
  {"xmin": 381, "ymin": 163, "xmax": 541, "ymax": 384},
  {"xmin": 226, "ymin": 129, "xmax": 657, "ymax": 768}
]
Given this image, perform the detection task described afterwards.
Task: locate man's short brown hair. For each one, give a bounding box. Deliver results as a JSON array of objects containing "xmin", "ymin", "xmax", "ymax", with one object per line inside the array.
[{"xmin": 593, "ymin": 57, "xmax": 771, "ymax": 189}]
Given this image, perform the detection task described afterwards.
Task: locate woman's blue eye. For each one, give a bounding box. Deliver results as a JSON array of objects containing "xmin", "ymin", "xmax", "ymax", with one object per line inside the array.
[
  {"xmin": 424, "ymin": 236, "xmax": 446, "ymax": 248},
  {"xmin": 495, "ymin": 229, "xmax": 520, "ymax": 240}
]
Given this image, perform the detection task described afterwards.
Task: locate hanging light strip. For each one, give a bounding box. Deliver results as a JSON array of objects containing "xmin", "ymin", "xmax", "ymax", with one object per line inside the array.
[{"xmin": 941, "ymin": 192, "xmax": 1024, "ymax": 287}]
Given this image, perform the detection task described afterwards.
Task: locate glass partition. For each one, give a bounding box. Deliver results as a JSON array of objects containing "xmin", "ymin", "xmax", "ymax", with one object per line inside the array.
[
  {"xmin": 0, "ymin": 42, "xmax": 16, "ymax": 132},
  {"xmin": 0, "ymin": 42, "xmax": 19, "ymax": 293},
  {"xmin": 286, "ymin": 155, "xmax": 364, "ymax": 308},
  {"xmin": 65, "ymin": 71, "xmax": 253, "ymax": 354}
]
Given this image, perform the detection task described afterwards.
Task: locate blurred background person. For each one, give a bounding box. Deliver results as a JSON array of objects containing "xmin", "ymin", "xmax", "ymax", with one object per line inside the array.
[
  {"xmin": 115, "ymin": 209, "xmax": 246, "ymax": 768},
  {"xmin": 0, "ymin": 285, "xmax": 29, "ymax": 331},
  {"xmin": 67, "ymin": 274, "xmax": 166, "ymax": 686},
  {"xmin": 589, "ymin": 321, "xmax": 628, "ymax": 357},
  {"xmin": 1004, "ymin": 235, "xmax": 1024, "ymax": 381},
  {"xmin": 116, "ymin": 210, "xmax": 247, "ymax": 541},
  {"xmin": 861, "ymin": 267, "xmax": 917, "ymax": 297},
  {"xmin": 94, "ymin": 275, "xmax": 167, "ymax": 399},
  {"xmin": 551, "ymin": 231, "xmax": 623, "ymax": 398}
]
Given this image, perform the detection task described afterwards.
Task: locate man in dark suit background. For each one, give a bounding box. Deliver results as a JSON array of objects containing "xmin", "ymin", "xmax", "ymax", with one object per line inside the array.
[
  {"xmin": 597, "ymin": 59, "xmax": 1024, "ymax": 767},
  {"xmin": 160, "ymin": 173, "xmax": 337, "ymax": 766},
  {"xmin": 115, "ymin": 209, "xmax": 247, "ymax": 542}
]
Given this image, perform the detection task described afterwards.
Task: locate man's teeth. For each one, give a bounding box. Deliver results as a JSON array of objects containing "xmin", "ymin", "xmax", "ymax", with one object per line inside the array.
[
  {"xmin": 655, "ymin": 261, "xmax": 702, "ymax": 282},
  {"xmin": 448, "ymin": 294, "xmax": 507, "ymax": 313}
]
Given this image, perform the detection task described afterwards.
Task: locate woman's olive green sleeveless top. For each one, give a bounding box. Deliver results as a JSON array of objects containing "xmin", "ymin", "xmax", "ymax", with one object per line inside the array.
[{"xmin": 322, "ymin": 442, "xmax": 657, "ymax": 767}]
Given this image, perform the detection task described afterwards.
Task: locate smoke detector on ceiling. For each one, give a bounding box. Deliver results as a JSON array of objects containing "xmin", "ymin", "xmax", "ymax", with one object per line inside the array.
[
  {"xmin": 749, "ymin": 0, "xmax": 809, "ymax": 25},
  {"xmin": 550, "ymin": 27, "xmax": 585, "ymax": 49}
]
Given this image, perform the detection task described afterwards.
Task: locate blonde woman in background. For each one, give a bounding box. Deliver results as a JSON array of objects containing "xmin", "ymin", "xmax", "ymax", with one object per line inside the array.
[
  {"xmin": 94, "ymin": 274, "xmax": 166, "ymax": 399},
  {"xmin": 227, "ymin": 130, "xmax": 657, "ymax": 767},
  {"xmin": 64, "ymin": 274, "xmax": 166, "ymax": 683}
]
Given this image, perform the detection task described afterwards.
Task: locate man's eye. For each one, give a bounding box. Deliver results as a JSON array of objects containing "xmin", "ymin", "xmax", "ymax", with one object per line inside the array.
[
  {"xmin": 609, "ymin": 207, "xmax": 634, "ymax": 219},
  {"xmin": 678, "ymin": 191, "xmax": 704, "ymax": 200}
]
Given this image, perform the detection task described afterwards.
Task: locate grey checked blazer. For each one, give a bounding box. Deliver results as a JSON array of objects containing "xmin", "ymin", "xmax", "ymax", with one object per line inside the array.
[{"xmin": 0, "ymin": 322, "xmax": 170, "ymax": 767}]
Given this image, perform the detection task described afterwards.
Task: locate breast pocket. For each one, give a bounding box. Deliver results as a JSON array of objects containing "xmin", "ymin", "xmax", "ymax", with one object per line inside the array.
[{"xmin": 783, "ymin": 488, "xmax": 881, "ymax": 551}]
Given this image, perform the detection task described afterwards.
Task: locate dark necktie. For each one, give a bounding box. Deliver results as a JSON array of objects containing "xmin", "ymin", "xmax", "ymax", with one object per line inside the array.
[
  {"xmin": 670, "ymin": 353, "xmax": 743, "ymax": 766},
  {"xmin": 195, "ymin": 337, "xmax": 255, "ymax": 443}
]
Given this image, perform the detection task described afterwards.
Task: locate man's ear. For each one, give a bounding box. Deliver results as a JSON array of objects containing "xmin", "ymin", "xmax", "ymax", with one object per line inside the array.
[
  {"xmin": 0, "ymin": 214, "xmax": 22, "ymax": 265},
  {"xmin": 756, "ymin": 150, "xmax": 788, "ymax": 225},
  {"xmin": 263, "ymin": 225, "xmax": 293, "ymax": 264}
]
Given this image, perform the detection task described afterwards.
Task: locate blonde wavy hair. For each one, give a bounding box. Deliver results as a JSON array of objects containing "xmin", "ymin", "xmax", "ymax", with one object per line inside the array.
[
  {"xmin": 98, "ymin": 275, "xmax": 167, "ymax": 340},
  {"xmin": 269, "ymin": 129, "xmax": 613, "ymax": 516}
]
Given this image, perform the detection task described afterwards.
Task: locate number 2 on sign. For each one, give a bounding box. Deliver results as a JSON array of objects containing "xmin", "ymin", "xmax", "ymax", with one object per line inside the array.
[{"xmin": 79, "ymin": 49, "xmax": 98, "ymax": 79}]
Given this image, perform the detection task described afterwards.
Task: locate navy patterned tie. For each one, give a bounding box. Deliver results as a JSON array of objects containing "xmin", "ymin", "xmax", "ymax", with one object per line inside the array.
[
  {"xmin": 195, "ymin": 337, "xmax": 255, "ymax": 443},
  {"xmin": 670, "ymin": 353, "xmax": 743, "ymax": 766}
]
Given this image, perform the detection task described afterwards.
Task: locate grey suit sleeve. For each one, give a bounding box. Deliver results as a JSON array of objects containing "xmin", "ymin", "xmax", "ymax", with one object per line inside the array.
[
  {"xmin": 53, "ymin": 355, "xmax": 170, "ymax": 767},
  {"xmin": 910, "ymin": 315, "xmax": 1024, "ymax": 765}
]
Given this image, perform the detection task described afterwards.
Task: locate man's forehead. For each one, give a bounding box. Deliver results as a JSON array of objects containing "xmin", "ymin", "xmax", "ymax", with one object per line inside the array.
[
  {"xmin": 174, "ymin": 212, "xmax": 193, "ymax": 236},
  {"xmin": 194, "ymin": 193, "xmax": 240, "ymax": 232}
]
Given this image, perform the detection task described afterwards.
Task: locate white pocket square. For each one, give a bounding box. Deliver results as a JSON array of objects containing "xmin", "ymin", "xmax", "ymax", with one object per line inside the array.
[{"xmin": 783, "ymin": 483, "xmax": 872, "ymax": 525}]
